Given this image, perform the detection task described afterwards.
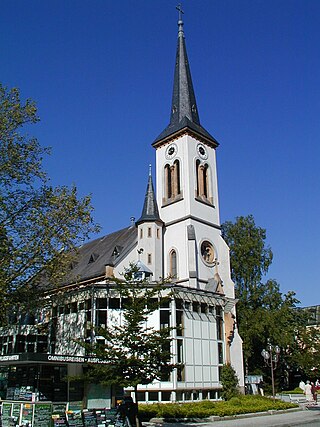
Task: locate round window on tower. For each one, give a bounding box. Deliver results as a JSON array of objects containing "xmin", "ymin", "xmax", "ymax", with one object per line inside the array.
[{"xmin": 200, "ymin": 240, "xmax": 215, "ymax": 265}]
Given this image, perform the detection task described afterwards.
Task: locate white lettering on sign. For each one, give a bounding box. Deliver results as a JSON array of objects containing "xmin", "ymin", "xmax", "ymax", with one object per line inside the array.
[
  {"xmin": 48, "ymin": 355, "xmax": 85, "ymax": 363},
  {"xmin": 0, "ymin": 355, "xmax": 19, "ymax": 361}
]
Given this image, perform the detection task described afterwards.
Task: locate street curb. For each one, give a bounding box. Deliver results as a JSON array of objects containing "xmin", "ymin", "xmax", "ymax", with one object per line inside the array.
[{"xmin": 215, "ymin": 407, "xmax": 302, "ymax": 421}]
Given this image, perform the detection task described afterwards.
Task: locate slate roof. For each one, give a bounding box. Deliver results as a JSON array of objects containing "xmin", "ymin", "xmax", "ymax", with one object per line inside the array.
[
  {"xmin": 66, "ymin": 226, "xmax": 137, "ymax": 284},
  {"xmin": 136, "ymin": 173, "xmax": 163, "ymax": 225},
  {"xmin": 153, "ymin": 17, "xmax": 219, "ymax": 147}
]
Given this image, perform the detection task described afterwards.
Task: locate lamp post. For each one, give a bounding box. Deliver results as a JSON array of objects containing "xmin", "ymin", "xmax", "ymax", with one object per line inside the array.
[{"xmin": 261, "ymin": 340, "xmax": 280, "ymax": 399}]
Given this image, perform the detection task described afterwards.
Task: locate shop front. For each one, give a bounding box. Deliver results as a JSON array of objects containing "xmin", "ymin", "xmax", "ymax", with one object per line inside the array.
[{"xmin": 0, "ymin": 353, "xmax": 121, "ymax": 426}]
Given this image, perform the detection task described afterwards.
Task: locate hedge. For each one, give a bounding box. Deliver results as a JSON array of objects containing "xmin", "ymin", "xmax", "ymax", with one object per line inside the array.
[{"xmin": 138, "ymin": 395, "xmax": 297, "ymax": 420}]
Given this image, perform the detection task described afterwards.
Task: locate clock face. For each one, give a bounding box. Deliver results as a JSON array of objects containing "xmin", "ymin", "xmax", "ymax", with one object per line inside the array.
[
  {"xmin": 165, "ymin": 143, "xmax": 177, "ymax": 160},
  {"xmin": 197, "ymin": 143, "xmax": 208, "ymax": 160}
]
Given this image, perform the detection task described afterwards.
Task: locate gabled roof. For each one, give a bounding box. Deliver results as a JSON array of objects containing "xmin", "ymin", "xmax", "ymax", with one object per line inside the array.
[
  {"xmin": 153, "ymin": 15, "xmax": 218, "ymax": 147},
  {"xmin": 66, "ymin": 226, "xmax": 137, "ymax": 284}
]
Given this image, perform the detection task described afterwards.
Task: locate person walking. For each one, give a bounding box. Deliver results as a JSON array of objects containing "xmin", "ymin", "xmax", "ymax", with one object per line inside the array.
[
  {"xmin": 305, "ymin": 380, "xmax": 313, "ymax": 402},
  {"xmin": 299, "ymin": 380, "xmax": 306, "ymax": 392},
  {"xmin": 258, "ymin": 379, "xmax": 264, "ymax": 396}
]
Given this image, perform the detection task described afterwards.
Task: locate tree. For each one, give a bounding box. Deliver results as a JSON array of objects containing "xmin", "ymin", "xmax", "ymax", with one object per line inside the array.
[
  {"xmin": 0, "ymin": 84, "xmax": 99, "ymax": 323},
  {"xmin": 220, "ymin": 363, "xmax": 240, "ymax": 400},
  {"xmin": 221, "ymin": 215, "xmax": 273, "ymax": 299},
  {"xmin": 82, "ymin": 264, "xmax": 175, "ymax": 418},
  {"xmin": 221, "ymin": 215, "xmax": 305, "ymax": 382},
  {"xmin": 285, "ymin": 322, "xmax": 320, "ymax": 382}
]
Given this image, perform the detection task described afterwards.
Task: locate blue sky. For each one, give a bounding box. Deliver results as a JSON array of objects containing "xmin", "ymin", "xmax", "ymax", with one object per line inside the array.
[{"xmin": 1, "ymin": 1, "xmax": 319, "ymax": 307}]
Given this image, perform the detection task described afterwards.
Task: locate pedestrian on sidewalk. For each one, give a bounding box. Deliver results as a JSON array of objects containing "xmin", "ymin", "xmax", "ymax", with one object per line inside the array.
[{"xmin": 305, "ymin": 380, "xmax": 313, "ymax": 402}]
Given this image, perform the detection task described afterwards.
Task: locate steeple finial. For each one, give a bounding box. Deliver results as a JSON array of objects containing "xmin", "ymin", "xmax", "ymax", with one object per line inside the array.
[
  {"xmin": 176, "ymin": 3, "xmax": 184, "ymax": 20},
  {"xmin": 149, "ymin": 164, "xmax": 152, "ymax": 177},
  {"xmin": 176, "ymin": 3, "xmax": 184, "ymax": 37}
]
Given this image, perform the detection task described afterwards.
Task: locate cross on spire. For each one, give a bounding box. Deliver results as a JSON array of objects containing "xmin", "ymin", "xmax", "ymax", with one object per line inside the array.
[{"xmin": 176, "ymin": 3, "xmax": 184, "ymax": 21}]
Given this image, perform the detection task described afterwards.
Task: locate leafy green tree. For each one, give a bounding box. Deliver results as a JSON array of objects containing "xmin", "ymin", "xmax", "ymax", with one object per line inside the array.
[
  {"xmin": 220, "ymin": 363, "xmax": 240, "ymax": 400},
  {"xmin": 0, "ymin": 84, "xmax": 99, "ymax": 323},
  {"xmin": 82, "ymin": 264, "xmax": 174, "ymax": 418},
  {"xmin": 285, "ymin": 324, "xmax": 320, "ymax": 381},
  {"xmin": 221, "ymin": 215, "xmax": 273, "ymax": 298},
  {"xmin": 221, "ymin": 215, "xmax": 305, "ymax": 381}
]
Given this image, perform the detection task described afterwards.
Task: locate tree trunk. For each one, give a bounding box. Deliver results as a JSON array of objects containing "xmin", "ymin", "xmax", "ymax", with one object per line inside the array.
[{"xmin": 134, "ymin": 384, "xmax": 141, "ymax": 427}]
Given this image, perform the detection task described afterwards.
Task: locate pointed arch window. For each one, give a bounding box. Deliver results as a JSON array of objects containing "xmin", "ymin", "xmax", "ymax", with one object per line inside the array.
[
  {"xmin": 203, "ymin": 164, "xmax": 209, "ymax": 198},
  {"xmin": 196, "ymin": 160, "xmax": 212, "ymax": 203},
  {"xmin": 165, "ymin": 164, "xmax": 172, "ymax": 199},
  {"xmin": 164, "ymin": 161, "xmax": 181, "ymax": 202},
  {"xmin": 173, "ymin": 160, "xmax": 181, "ymax": 196},
  {"xmin": 196, "ymin": 160, "xmax": 201, "ymax": 197},
  {"xmin": 169, "ymin": 250, "xmax": 177, "ymax": 279}
]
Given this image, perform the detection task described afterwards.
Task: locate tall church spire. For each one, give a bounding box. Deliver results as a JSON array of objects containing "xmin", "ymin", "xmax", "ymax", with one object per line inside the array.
[
  {"xmin": 170, "ymin": 4, "xmax": 200, "ymax": 126},
  {"xmin": 153, "ymin": 6, "xmax": 218, "ymax": 147}
]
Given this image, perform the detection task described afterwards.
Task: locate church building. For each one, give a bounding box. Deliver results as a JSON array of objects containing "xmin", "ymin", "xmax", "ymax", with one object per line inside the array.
[{"xmin": 0, "ymin": 11, "xmax": 244, "ymax": 408}]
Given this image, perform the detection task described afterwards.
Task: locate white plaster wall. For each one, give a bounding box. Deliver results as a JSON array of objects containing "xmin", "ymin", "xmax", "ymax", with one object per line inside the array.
[
  {"xmin": 229, "ymin": 310, "xmax": 245, "ymax": 388},
  {"xmin": 137, "ymin": 223, "xmax": 163, "ymax": 281},
  {"xmin": 156, "ymin": 135, "xmax": 220, "ymax": 227},
  {"xmin": 163, "ymin": 221, "xmax": 189, "ymax": 282},
  {"xmin": 114, "ymin": 245, "xmax": 139, "ymax": 279},
  {"xmin": 188, "ymin": 221, "xmax": 235, "ymax": 299}
]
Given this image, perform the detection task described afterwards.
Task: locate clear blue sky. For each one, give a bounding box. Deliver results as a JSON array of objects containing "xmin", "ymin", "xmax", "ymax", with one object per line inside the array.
[{"xmin": 1, "ymin": 1, "xmax": 319, "ymax": 307}]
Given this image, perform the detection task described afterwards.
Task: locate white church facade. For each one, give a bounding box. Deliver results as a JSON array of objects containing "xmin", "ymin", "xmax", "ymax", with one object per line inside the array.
[{"xmin": 0, "ymin": 13, "xmax": 244, "ymax": 407}]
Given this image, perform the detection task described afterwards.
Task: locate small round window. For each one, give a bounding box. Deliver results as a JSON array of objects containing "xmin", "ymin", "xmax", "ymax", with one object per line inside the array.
[{"xmin": 200, "ymin": 240, "xmax": 215, "ymax": 265}]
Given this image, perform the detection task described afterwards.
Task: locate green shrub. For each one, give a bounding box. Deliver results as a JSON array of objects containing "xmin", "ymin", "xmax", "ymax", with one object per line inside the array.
[
  {"xmin": 138, "ymin": 396, "xmax": 297, "ymax": 420},
  {"xmin": 281, "ymin": 387, "xmax": 304, "ymax": 394},
  {"xmin": 220, "ymin": 363, "xmax": 240, "ymax": 400}
]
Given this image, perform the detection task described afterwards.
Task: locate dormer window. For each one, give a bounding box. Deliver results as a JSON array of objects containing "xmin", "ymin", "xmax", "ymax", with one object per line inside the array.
[
  {"xmin": 88, "ymin": 253, "xmax": 99, "ymax": 264},
  {"xmin": 112, "ymin": 246, "xmax": 123, "ymax": 258}
]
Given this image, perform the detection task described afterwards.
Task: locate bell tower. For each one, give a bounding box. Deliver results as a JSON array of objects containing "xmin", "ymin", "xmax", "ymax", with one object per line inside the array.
[{"xmin": 152, "ymin": 8, "xmax": 234, "ymax": 299}]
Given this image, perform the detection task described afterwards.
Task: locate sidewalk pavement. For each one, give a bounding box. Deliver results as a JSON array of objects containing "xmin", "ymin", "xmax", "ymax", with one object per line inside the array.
[{"xmin": 144, "ymin": 404, "xmax": 320, "ymax": 427}]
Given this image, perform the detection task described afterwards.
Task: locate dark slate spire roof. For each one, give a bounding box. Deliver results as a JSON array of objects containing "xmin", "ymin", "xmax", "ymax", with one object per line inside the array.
[
  {"xmin": 136, "ymin": 167, "xmax": 162, "ymax": 225},
  {"xmin": 153, "ymin": 13, "xmax": 218, "ymax": 147},
  {"xmin": 171, "ymin": 17, "xmax": 200, "ymax": 127}
]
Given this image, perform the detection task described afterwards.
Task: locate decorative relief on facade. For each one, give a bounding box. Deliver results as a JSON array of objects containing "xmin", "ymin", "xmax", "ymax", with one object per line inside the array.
[{"xmin": 200, "ymin": 240, "xmax": 215, "ymax": 265}]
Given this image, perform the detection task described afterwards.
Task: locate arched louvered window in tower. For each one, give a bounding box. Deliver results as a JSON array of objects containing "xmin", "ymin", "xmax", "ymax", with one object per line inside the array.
[
  {"xmin": 165, "ymin": 164, "xmax": 172, "ymax": 199},
  {"xmin": 203, "ymin": 164, "xmax": 209, "ymax": 198},
  {"xmin": 164, "ymin": 161, "xmax": 181, "ymax": 202},
  {"xmin": 196, "ymin": 159, "xmax": 201, "ymax": 197},
  {"xmin": 196, "ymin": 161, "xmax": 211, "ymax": 202},
  {"xmin": 173, "ymin": 160, "xmax": 181, "ymax": 196}
]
